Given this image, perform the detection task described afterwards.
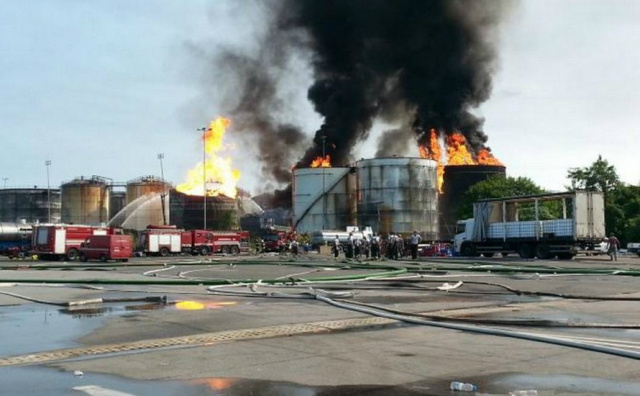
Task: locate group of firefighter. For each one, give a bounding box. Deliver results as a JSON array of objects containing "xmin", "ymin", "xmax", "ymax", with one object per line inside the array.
[{"xmin": 333, "ymin": 231, "xmax": 423, "ymax": 260}]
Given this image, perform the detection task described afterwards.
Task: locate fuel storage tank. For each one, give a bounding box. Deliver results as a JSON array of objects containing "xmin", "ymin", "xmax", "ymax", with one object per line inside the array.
[
  {"xmin": 439, "ymin": 164, "xmax": 507, "ymax": 241},
  {"xmin": 356, "ymin": 157, "xmax": 438, "ymax": 238},
  {"xmin": 293, "ymin": 167, "xmax": 357, "ymax": 233},
  {"xmin": 126, "ymin": 176, "xmax": 171, "ymax": 205},
  {"xmin": 169, "ymin": 189, "xmax": 239, "ymax": 230},
  {"xmin": 0, "ymin": 188, "xmax": 61, "ymax": 223},
  {"xmin": 61, "ymin": 176, "xmax": 110, "ymax": 225}
]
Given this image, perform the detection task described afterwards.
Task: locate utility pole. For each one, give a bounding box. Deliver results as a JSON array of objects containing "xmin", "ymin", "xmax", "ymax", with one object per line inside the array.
[
  {"xmin": 157, "ymin": 153, "xmax": 167, "ymax": 225},
  {"xmin": 2, "ymin": 178, "xmax": 7, "ymax": 189},
  {"xmin": 45, "ymin": 160, "xmax": 51, "ymax": 223},
  {"xmin": 321, "ymin": 135, "xmax": 326, "ymax": 230},
  {"xmin": 197, "ymin": 127, "xmax": 208, "ymax": 229}
]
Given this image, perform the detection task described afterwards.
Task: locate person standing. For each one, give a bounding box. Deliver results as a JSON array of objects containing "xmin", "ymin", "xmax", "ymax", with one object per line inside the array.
[
  {"xmin": 346, "ymin": 232, "xmax": 354, "ymax": 259},
  {"xmin": 607, "ymin": 234, "xmax": 620, "ymax": 261},
  {"xmin": 409, "ymin": 231, "xmax": 422, "ymax": 260},
  {"xmin": 371, "ymin": 234, "xmax": 380, "ymax": 259},
  {"xmin": 333, "ymin": 235, "xmax": 341, "ymax": 259}
]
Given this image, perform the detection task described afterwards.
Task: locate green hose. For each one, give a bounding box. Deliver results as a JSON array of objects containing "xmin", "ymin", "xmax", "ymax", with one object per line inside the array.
[{"xmin": 0, "ymin": 265, "xmax": 407, "ymax": 286}]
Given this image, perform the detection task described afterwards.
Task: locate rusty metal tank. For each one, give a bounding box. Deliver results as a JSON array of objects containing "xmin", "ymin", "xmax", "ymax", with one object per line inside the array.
[
  {"xmin": 356, "ymin": 157, "xmax": 438, "ymax": 239},
  {"xmin": 61, "ymin": 176, "xmax": 110, "ymax": 225},
  {"xmin": 0, "ymin": 188, "xmax": 61, "ymax": 223},
  {"xmin": 293, "ymin": 167, "xmax": 357, "ymax": 233},
  {"xmin": 126, "ymin": 176, "xmax": 171, "ymax": 205}
]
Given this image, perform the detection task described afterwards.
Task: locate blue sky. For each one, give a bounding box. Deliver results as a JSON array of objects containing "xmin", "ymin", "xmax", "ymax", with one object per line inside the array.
[{"xmin": 1, "ymin": 1, "xmax": 639, "ymax": 193}]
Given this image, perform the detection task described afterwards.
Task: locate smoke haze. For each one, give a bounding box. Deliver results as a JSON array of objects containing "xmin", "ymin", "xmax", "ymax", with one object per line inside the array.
[{"xmin": 202, "ymin": 0, "xmax": 512, "ymax": 206}]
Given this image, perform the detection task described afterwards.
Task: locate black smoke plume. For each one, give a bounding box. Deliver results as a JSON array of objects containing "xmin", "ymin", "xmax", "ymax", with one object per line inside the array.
[{"xmin": 208, "ymin": 0, "xmax": 511, "ymax": 207}]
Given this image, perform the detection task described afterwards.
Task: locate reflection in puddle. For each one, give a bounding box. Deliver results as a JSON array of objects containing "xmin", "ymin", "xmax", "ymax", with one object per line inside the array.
[
  {"xmin": 175, "ymin": 300, "xmax": 237, "ymax": 311},
  {"xmin": 60, "ymin": 303, "xmax": 167, "ymax": 318},
  {"xmin": 1, "ymin": 367, "xmax": 443, "ymax": 396}
]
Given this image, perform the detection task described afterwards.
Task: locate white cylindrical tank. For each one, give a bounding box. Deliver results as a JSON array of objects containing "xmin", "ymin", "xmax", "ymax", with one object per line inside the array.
[
  {"xmin": 356, "ymin": 157, "xmax": 438, "ymax": 238},
  {"xmin": 293, "ymin": 167, "xmax": 356, "ymax": 233}
]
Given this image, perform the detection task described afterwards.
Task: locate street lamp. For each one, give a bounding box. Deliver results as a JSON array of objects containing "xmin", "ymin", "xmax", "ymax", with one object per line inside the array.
[
  {"xmin": 157, "ymin": 154, "xmax": 167, "ymax": 225},
  {"xmin": 157, "ymin": 153, "xmax": 165, "ymax": 181},
  {"xmin": 2, "ymin": 178, "xmax": 7, "ymax": 189},
  {"xmin": 45, "ymin": 160, "xmax": 51, "ymax": 223},
  {"xmin": 197, "ymin": 127, "xmax": 208, "ymax": 229}
]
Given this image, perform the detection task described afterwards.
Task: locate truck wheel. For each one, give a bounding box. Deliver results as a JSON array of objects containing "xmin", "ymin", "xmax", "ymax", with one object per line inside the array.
[
  {"xmin": 557, "ymin": 252, "xmax": 574, "ymax": 260},
  {"xmin": 535, "ymin": 244, "xmax": 552, "ymax": 260},
  {"xmin": 159, "ymin": 247, "xmax": 170, "ymax": 257},
  {"xmin": 231, "ymin": 245, "xmax": 240, "ymax": 255},
  {"xmin": 199, "ymin": 246, "xmax": 210, "ymax": 256},
  {"xmin": 482, "ymin": 253, "xmax": 495, "ymax": 258},
  {"xmin": 99, "ymin": 254, "xmax": 107, "ymax": 262},
  {"xmin": 501, "ymin": 252, "xmax": 509, "ymax": 257},
  {"xmin": 66, "ymin": 248, "xmax": 79, "ymax": 261},
  {"xmin": 460, "ymin": 243, "xmax": 475, "ymax": 257},
  {"xmin": 221, "ymin": 246, "xmax": 230, "ymax": 254},
  {"xmin": 518, "ymin": 244, "xmax": 534, "ymax": 259},
  {"xmin": 80, "ymin": 254, "xmax": 88, "ymax": 262},
  {"xmin": 18, "ymin": 251, "xmax": 26, "ymax": 259}
]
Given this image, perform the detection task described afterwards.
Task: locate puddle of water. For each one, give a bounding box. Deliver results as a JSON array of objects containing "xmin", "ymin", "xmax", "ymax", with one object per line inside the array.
[
  {"xmin": 0, "ymin": 366, "xmax": 201, "ymax": 396},
  {"xmin": 0, "ymin": 302, "xmax": 167, "ymax": 356},
  {"xmin": 0, "ymin": 366, "xmax": 443, "ymax": 396},
  {"xmin": 0, "ymin": 305, "xmax": 106, "ymax": 356},
  {"xmin": 493, "ymin": 373, "xmax": 640, "ymax": 395}
]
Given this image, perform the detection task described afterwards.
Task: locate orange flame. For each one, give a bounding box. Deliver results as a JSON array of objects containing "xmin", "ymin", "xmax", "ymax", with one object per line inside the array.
[
  {"xmin": 419, "ymin": 130, "xmax": 502, "ymax": 193},
  {"xmin": 476, "ymin": 148, "xmax": 503, "ymax": 165},
  {"xmin": 446, "ymin": 133, "xmax": 475, "ymax": 165},
  {"xmin": 176, "ymin": 117, "xmax": 241, "ymax": 199},
  {"xmin": 310, "ymin": 155, "xmax": 331, "ymax": 168}
]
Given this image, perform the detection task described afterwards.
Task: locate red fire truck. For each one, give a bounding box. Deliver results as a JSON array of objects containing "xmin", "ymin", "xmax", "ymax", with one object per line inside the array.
[
  {"xmin": 139, "ymin": 225, "xmax": 182, "ymax": 257},
  {"xmin": 141, "ymin": 225, "xmax": 250, "ymax": 256},
  {"xmin": 31, "ymin": 224, "xmax": 120, "ymax": 261}
]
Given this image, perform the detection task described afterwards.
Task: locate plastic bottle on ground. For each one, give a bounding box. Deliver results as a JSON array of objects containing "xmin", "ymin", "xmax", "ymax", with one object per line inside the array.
[
  {"xmin": 450, "ymin": 381, "xmax": 478, "ymax": 392},
  {"xmin": 509, "ymin": 390, "xmax": 538, "ymax": 396}
]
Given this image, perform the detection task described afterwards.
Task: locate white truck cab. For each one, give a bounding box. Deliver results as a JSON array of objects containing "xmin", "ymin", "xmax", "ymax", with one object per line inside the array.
[{"xmin": 453, "ymin": 219, "xmax": 474, "ymax": 255}]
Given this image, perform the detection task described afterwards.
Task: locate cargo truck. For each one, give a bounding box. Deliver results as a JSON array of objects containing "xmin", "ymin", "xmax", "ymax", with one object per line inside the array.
[
  {"xmin": 453, "ymin": 191, "xmax": 605, "ymax": 260},
  {"xmin": 79, "ymin": 235, "xmax": 133, "ymax": 262}
]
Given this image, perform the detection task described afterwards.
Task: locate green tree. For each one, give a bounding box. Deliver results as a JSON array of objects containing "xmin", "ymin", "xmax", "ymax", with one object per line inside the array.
[
  {"xmin": 458, "ymin": 176, "xmax": 546, "ymax": 219},
  {"xmin": 567, "ymin": 155, "xmax": 620, "ymax": 196},
  {"xmin": 566, "ymin": 156, "xmax": 637, "ymax": 241},
  {"xmin": 606, "ymin": 184, "xmax": 640, "ymax": 245}
]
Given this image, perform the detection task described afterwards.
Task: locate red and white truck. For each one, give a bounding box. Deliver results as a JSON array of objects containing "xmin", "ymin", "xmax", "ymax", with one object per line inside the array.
[
  {"xmin": 79, "ymin": 235, "xmax": 133, "ymax": 263},
  {"xmin": 139, "ymin": 225, "xmax": 182, "ymax": 257},
  {"xmin": 31, "ymin": 224, "xmax": 121, "ymax": 261},
  {"xmin": 140, "ymin": 225, "xmax": 250, "ymax": 256}
]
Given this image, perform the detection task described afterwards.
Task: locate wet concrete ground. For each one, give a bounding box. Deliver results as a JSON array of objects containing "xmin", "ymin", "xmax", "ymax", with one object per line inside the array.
[{"xmin": 1, "ymin": 253, "xmax": 640, "ymax": 395}]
